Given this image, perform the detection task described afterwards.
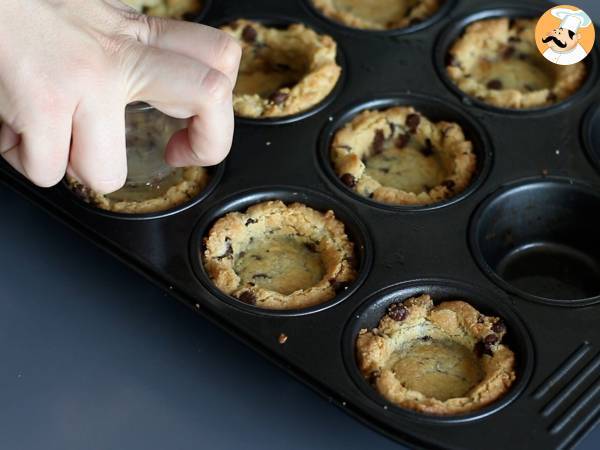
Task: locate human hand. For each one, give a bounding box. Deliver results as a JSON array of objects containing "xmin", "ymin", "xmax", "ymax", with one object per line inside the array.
[{"xmin": 0, "ymin": 0, "xmax": 241, "ymax": 193}]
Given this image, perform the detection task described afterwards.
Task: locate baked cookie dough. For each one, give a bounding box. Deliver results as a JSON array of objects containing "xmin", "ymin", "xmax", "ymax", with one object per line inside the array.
[
  {"xmin": 202, "ymin": 201, "xmax": 356, "ymax": 310},
  {"xmin": 67, "ymin": 167, "xmax": 209, "ymax": 215},
  {"xmin": 123, "ymin": 0, "xmax": 202, "ymax": 19},
  {"xmin": 67, "ymin": 106, "xmax": 210, "ymax": 215},
  {"xmin": 447, "ymin": 18, "xmax": 587, "ymax": 109},
  {"xmin": 311, "ymin": 0, "xmax": 442, "ymax": 30},
  {"xmin": 357, "ymin": 295, "xmax": 516, "ymax": 415},
  {"xmin": 221, "ymin": 20, "xmax": 342, "ymax": 119},
  {"xmin": 330, "ymin": 106, "xmax": 476, "ymax": 205}
]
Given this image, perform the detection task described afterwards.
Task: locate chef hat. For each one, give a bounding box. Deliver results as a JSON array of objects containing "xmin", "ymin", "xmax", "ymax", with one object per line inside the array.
[{"xmin": 551, "ymin": 8, "xmax": 592, "ymax": 33}]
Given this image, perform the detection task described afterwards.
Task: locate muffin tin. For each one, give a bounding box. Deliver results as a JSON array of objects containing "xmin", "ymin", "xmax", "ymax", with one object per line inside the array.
[{"xmin": 1, "ymin": 0, "xmax": 599, "ymax": 448}]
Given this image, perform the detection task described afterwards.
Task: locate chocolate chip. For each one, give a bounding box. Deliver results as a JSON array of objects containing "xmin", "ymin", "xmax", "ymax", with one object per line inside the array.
[
  {"xmin": 269, "ymin": 91, "xmax": 289, "ymax": 105},
  {"xmin": 524, "ymin": 84, "xmax": 534, "ymax": 92},
  {"xmin": 405, "ymin": 114, "xmax": 420, "ymax": 133},
  {"xmin": 486, "ymin": 79, "xmax": 503, "ymax": 90},
  {"xmin": 241, "ymin": 25, "xmax": 257, "ymax": 43},
  {"xmin": 547, "ymin": 92, "xmax": 558, "ymax": 102},
  {"xmin": 216, "ymin": 237, "xmax": 233, "ymax": 260},
  {"xmin": 368, "ymin": 370, "xmax": 380, "ymax": 384},
  {"xmin": 492, "ymin": 321, "xmax": 506, "ymax": 333},
  {"xmin": 484, "ymin": 334, "xmax": 499, "ymax": 345},
  {"xmin": 395, "ymin": 133, "xmax": 410, "ymax": 149},
  {"xmin": 371, "ymin": 129, "xmax": 385, "ymax": 154},
  {"xmin": 420, "ymin": 139, "xmax": 434, "ymax": 157},
  {"xmin": 502, "ymin": 46, "xmax": 516, "ymax": 59},
  {"xmin": 245, "ymin": 218, "xmax": 258, "ymax": 226},
  {"xmin": 441, "ymin": 179, "xmax": 455, "ymax": 190},
  {"xmin": 420, "ymin": 335, "xmax": 432, "ymax": 341},
  {"xmin": 474, "ymin": 341, "xmax": 493, "ymax": 357},
  {"xmin": 477, "ymin": 314, "xmax": 485, "ymax": 324},
  {"xmin": 238, "ymin": 291, "xmax": 257, "ymax": 305},
  {"xmin": 341, "ymin": 173, "xmax": 357, "ymax": 188},
  {"xmin": 387, "ymin": 303, "xmax": 408, "ymax": 321},
  {"xmin": 508, "ymin": 36, "xmax": 521, "ymax": 43},
  {"xmin": 252, "ymin": 273, "xmax": 269, "ymax": 279},
  {"xmin": 304, "ymin": 242, "xmax": 318, "ymax": 253}
]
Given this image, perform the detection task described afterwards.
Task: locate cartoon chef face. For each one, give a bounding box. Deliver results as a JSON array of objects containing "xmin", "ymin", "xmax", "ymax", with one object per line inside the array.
[{"xmin": 542, "ymin": 27, "xmax": 581, "ymax": 53}]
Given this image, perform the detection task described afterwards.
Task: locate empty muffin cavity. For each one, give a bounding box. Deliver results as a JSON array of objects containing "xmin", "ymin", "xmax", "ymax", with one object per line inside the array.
[
  {"xmin": 471, "ymin": 179, "xmax": 600, "ymax": 306},
  {"xmin": 445, "ymin": 17, "xmax": 587, "ymax": 109},
  {"xmin": 330, "ymin": 106, "xmax": 477, "ymax": 206},
  {"xmin": 221, "ymin": 19, "xmax": 342, "ymax": 119},
  {"xmin": 202, "ymin": 200, "xmax": 357, "ymax": 310},
  {"xmin": 310, "ymin": 0, "xmax": 443, "ymax": 30}
]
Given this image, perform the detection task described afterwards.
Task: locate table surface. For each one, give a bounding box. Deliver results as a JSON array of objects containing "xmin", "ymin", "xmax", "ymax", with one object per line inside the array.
[{"xmin": 1, "ymin": 1, "xmax": 600, "ymax": 449}]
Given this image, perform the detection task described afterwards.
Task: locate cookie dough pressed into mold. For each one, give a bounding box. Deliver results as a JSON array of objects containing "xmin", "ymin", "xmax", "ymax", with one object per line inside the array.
[
  {"xmin": 67, "ymin": 107, "xmax": 210, "ymax": 215},
  {"xmin": 221, "ymin": 19, "xmax": 342, "ymax": 119},
  {"xmin": 357, "ymin": 294, "xmax": 516, "ymax": 415},
  {"xmin": 123, "ymin": 0, "xmax": 202, "ymax": 18},
  {"xmin": 330, "ymin": 106, "xmax": 476, "ymax": 206},
  {"xmin": 446, "ymin": 18, "xmax": 587, "ymax": 109},
  {"xmin": 202, "ymin": 201, "xmax": 357, "ymax": 310},
  {"xmin": 311, "ymin": 0, "xmax": 442, "ymax": 30}
]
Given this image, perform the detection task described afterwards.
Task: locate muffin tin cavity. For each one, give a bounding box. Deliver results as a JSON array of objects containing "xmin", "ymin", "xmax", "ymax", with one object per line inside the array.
[
  {"xmin": 435, "ymin": 7, "xmax": 596, "ymax": 113},
  {"xmin": 123, "ymin": 0, "xmax": 210, "ymax": 20},
  {"xmin": 309, "ymin": 0, "xmax": 442, "ymax": 31},
  {"xmin": 343, "ymin": 279, "xmax": 533, "ymax": 422},
  {"xmin": 318, "ymin": 95, "xmax": 491, "ymax": 210},
  {"xmin": 583, "ymin": 102, "xmax": 600, "ymax": 172},
  {"xmin": 65, "ymin": 104, "xmax": 224, "ymax": 220},
  {"xmin": 470, "ymin": 179, "xmax": 600, "ymax": 306},
  {"xmin": 190, "ymin": 187, "xmax": 372, "ymax": 316},
  {"xmin": 304, "ymin": 0, "xmax": 454, "ymax": 35},
  {"xmin": 219, "ymin": 18, "xmax": 345, "ymax": 123}
]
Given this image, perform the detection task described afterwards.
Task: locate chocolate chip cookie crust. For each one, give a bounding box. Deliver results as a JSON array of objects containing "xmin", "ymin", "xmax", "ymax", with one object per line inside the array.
[
  {"xmin": 124, "ymin": 0, "xmax": 202, "ymax": 18},
  {"xmin": 67, "ymin": 167, "xmax": 210, "ymax": 215},
  {"xmin": 221, "ymin": 20, "xmax": 342, "ymax": 119},
  {"xmin": 311, "ymin": 0, "xmax": 442, "ymax": 31},
  {"xmin": 202, "ymin": 201, "xmax": 356, "ymax": 310},
  {"xmin": 357, "ymin": 295, "xmax": 516, "ymax": 415},
  {"xmin": 446, "ymin": 18, "xmax": 587, "ymax": 109},
  {"xmin": 330, "ymin": 106, "xmax": 477, "ymax": 206}
]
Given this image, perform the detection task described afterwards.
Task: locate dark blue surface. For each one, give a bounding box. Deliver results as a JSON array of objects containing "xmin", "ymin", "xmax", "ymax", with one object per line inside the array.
[{"xmin": 1, "ymin": 1, "xmax": 600, "ymax": 448}]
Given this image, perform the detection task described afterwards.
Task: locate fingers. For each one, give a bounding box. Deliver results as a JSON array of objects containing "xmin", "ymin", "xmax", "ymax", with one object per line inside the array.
[
  {"xmin": 0, "ymin": 115, "xmax": 71, "ymax": 188},
  {"xmin": 139, "ymin": 17, "xmax": 241, "ymax": 85},
  {"xmin": 69, "ymin": 97, "xmax": 127, "ymax": 194},
  {"xmin": 128, "ymin": 45, "xmax": 234, "ymax": 167}
]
